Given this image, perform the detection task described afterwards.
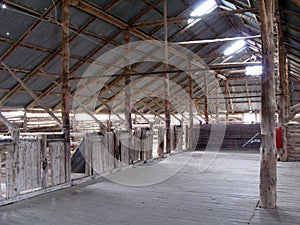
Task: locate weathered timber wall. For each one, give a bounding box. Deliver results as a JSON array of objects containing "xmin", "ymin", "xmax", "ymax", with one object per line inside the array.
[
  {"xmin": 286, "ymin": 124, "xmax": 300, "ymax": 161},
  {"xmin": 195, "ymin": 124, "xmax": 261, "ymax": 150},
  {"xmin": 0, "ymin": 135, "xmax": 68, "ymax": 201}
]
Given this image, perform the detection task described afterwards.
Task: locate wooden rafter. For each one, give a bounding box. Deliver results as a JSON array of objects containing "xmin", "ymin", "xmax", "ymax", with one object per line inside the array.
[{"xmin": 132, "ymin": 8, "xmax": 258, "ymax": 28}]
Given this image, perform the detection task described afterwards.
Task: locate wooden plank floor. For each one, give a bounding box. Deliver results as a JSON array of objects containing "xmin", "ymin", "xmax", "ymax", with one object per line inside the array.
[{"xmin": 0, "ymin": 150, "xmax": 299, "ymax": 225}]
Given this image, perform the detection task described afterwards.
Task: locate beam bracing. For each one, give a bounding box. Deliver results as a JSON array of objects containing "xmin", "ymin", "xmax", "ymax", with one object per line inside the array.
[
  {"xmin": 61, "ymin": 0, "xmax": 71, "ymax": 182},
  {"xmin": 0, "ymin": 111, "xmax": 19, "ymax": 141},
  {"xmin": 1, "ymin": 62, "xmax": 62, "ymax": 127},
  {"xmin": 259, "ymin": 0, "xmax": 277, "ymax": 209},
  {"xmin": 164, "ymin": 0, "xmax": 171, "ymax": 154},
  {"xmin": 276, "ymin": 0, "xmax": 289, "ymax": 161}
]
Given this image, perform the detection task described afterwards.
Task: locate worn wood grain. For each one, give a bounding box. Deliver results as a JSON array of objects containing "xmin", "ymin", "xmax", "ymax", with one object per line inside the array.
[{"xmin": 0, "ymin": 151, "xmax": 300, "ymax": 224}]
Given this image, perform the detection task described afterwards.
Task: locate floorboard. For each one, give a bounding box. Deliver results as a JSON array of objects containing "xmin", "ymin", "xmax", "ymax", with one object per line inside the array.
[{"xmin": 0, "ymin": 150, "xmax": 299, "ymax": 225}]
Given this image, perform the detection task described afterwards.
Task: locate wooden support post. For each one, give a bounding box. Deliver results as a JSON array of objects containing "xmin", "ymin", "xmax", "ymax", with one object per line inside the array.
[
  {"xmin": 124, "ymin": 29, "xmax": 132, "ymax": 132},
  {"xmin": 62, "ymin": 0, "xmax": 71, "ymax": 182},
  {"xmin": 164, "ymin": 0, "xmax": 171, "ymax": 154},
  {"xmin": 215, "ymin": 80, "xmax": 220, "ymax": 122},
  {"xmin": 188, "ymin": 64, "xmax": 193, "ymax": 149},
  {"xmin": 276, "ymin": 0, "xmax": 289, "ymax": 161},
  {"xmin": 259, "ymin": 0, "xmax": 277, "ymax": 209},
  {"xmin": 204, "ymin": 72, "xmax": 209, "ymax": 124}
]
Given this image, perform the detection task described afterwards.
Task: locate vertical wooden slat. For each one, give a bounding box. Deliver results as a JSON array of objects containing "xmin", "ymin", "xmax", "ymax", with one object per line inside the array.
[
  {"xmin": 59, "ymin": 143, "xmax": 66, "ymax": 184},
  {"xmin": 157, "ymin": 127, "xmax": 165, "ymax": 156},
  {"xmin": 88, "ymin": 133, "xmax": 105, "ymax": 174},
  {"xmin": 30, "ymin": 141, "xmax": 36, "ymax": 189},
  {"xmin": 133, "ymin": 129, "xmax": 141, "ymax": 162},
  {"xmin": 85, "ymin": 134, "xmax": 92, "ymax": 176},
  {"xmin": 106, "ymin": 132, "xmax": 115, "ymax": 170},
  {"xmin": 41, "ymin": 135, "xmax": 49, "ymax": 188},
  {"xmin": 98, "ymin": 135, "xmax": 105, "ymax": 173},
  {"xmin": 176, "ymin": 126, "xmax": 183, "ymax": 151},
  {"xmin": 185, "ymin": 125, "xmax": 189, "ymax": 149},
  {"xmin": 259, "ymin": 0, "xmax": 277, "ymax": 209},
  {"xmin": 114, "ymin": 131, "xmax": 121, "ymax": 168},
  {"xmin": 120, "ymin": 131, "xmax": 130, "ymax": 166},
  {"xmin": 49, "ymin": 141, "xmax": 65, "ymax": 186},
  {"xmin": 103, "ymin": 133, "xmax": 109, "ymax": 172},
  {"xmin": 36, "ymin": 139, "xmax": 42, "ymax": 187},
  {"xmin": 145, "ymin": 129, "xmax": 153, "ymax": 160},
  {"xmin": 62, "ymin": 0, "xmax": 71, "ymax": 182},
  {"xmin": 18, "ymin": 142, "xmax": 25, "ymax": 191},
  {"xmin": 5, "ymin": 151, "xmax": 12, "ymax": 198},
  {"xmin": 140, "ymin": 129, "xmax": 146, "ymax": 161},
  {"xmin": 170, "ymin": 125, "xmax": 175, "ymax": 152},
  {"xmin": 5, "ymin": 144, "xmax": 19, "ymax": 198},
  {"xmin": 49, "ymin": 145, "xmax": 55, "ymax": 186}
]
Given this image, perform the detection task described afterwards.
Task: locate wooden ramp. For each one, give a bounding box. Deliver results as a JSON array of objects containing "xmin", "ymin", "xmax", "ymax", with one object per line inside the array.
[{"xmin": 0, "ymin": 151, "xmax": 299, "ymax": 225}]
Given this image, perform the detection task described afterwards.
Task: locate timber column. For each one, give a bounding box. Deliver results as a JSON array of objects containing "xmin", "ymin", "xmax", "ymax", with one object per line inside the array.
[
  {"xmin": 259, "ymin": 0, "xmax": 277, "ymax": 208},
  {"xmin": 164, "ymin": 0, "xmax": 171, "ymax": 154},
  {"xmin": 62, "ymin": 0, "xmax": 71, "ymax": 182},
  {"xmin": 276, "ymin": 0, "xmax": 289, "ymax": 161}
]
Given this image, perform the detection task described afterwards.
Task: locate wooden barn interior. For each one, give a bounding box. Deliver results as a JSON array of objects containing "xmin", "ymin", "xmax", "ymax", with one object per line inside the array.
[{"xmin": 0, "ymin": 0, "xmax": 300, "ymax": 224}]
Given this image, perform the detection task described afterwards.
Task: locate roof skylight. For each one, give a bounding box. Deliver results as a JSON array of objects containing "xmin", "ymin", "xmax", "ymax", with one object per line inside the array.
[
  {"xmin": 224, "ymin": 40, "xmax": 246, "ymax": 56},
  {"xmin": 246, "ymin": 65, "xmax": 262, "ymax": 76},
  {"xmin": 190, "ymin": 0, "xmax": 218, "ymax": 17},
  {"xmin": 188, "ymin": 0, "xmax": 218, "ymax": 24}
]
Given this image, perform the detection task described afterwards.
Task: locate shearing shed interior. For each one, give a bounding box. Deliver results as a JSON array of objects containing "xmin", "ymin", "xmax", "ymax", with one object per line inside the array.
[{"xmin": 0, "ymin": 0, "xmax": 300, "ymax": 224}]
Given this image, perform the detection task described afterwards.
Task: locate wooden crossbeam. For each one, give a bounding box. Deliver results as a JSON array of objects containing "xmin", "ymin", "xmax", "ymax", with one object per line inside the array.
[
  {"xmin": 175, "ymin": 35, "xmax": 261, "ymax": 45},
  {"xmin": 132, "ymin": 8, "xmax": 258, "ymax": 28}
]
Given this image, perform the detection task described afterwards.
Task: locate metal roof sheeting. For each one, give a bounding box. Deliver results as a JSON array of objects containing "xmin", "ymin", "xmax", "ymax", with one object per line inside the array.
[{"xmin": 0, "ymin": 0, "xmax": 298, "ymax": 118}]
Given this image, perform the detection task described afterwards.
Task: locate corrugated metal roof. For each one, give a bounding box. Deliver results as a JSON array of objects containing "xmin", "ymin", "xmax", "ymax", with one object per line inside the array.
[{"xmin": 0, "ymin": 0, "xmax": 298, "ymax": 123}]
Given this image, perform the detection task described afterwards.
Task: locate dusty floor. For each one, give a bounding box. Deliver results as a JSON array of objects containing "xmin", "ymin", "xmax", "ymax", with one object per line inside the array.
[{"xmin": 0, "ymin": 150, "xmax": 299, "ymax": 225}]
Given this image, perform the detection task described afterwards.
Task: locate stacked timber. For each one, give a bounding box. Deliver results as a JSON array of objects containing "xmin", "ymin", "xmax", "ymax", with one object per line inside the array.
[{"xmin": 286, "ymin": 124, "xmax": 300, "ymax": 161}]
